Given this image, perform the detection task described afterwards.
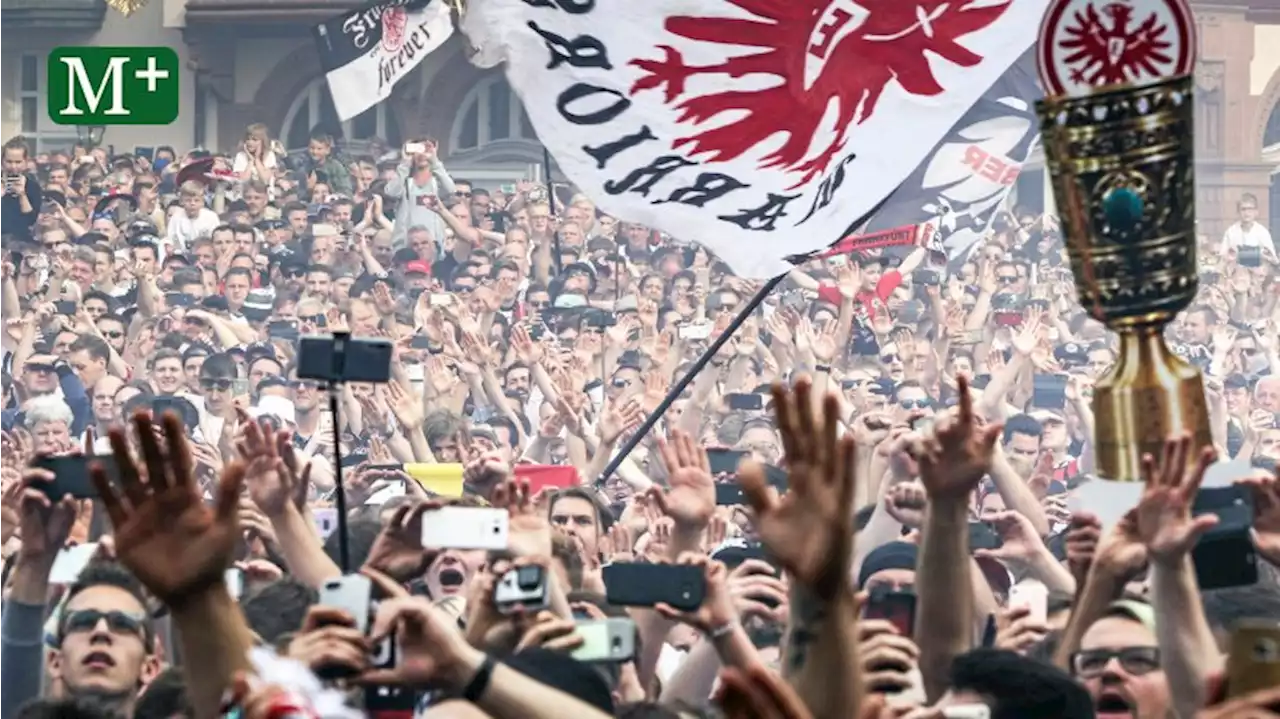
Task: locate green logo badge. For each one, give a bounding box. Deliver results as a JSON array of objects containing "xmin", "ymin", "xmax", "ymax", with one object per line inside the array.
[{"xmin": 47, "ymin": 47, "xmax": 179, "ymax": 126}]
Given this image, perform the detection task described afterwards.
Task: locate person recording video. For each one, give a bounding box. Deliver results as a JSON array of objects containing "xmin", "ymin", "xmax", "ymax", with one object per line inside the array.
[{"xmin": 1, "ymin": 136, "xmax": 41, "ymax": 242}]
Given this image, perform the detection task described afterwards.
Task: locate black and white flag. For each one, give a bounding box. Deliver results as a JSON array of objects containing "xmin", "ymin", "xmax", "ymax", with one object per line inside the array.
[
  {"xmin": 855, "ymin": 52, "xmax": 1042, "ymax": 264},
  {"xmin": 313, "ymin": 0, "xmax": 453, "ymax": 122}
]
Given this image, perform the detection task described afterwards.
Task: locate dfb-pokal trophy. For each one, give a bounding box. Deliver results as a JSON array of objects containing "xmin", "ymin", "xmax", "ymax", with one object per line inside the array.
[{"xmin": 1035, "ymin": 0, "xmax": 1210, "ymax": 481}]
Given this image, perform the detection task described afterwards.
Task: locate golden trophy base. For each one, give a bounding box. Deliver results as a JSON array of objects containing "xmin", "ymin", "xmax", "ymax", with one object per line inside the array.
[{"xmin": 1092, "ymin": 326, "xmax": 1212, "ymax": 482}]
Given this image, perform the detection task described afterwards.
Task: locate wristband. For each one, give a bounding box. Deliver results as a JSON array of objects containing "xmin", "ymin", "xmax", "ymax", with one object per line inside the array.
[
  {"xmin": 461, "ymin": 655, "xmax": 495, "ymax": 703},
  {"xmin": 814, "ymin": 364, "xmax": 832, "ymax": 374}
]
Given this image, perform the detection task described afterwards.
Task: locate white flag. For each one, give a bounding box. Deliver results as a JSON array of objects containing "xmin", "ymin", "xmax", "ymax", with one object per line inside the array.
[
  {"xmin": 314, "ymin": 0, "xmax": 453, "ymax": 122},
  {"xmin": 462, "ymin": 0, "xmax": 1050, "ymax": 278}
]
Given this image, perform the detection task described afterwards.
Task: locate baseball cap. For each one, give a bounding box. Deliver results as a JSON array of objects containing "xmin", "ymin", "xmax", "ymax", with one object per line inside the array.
[{"xmin": 403, "ymin": 260, "xmax": 432, "ymax": 276}]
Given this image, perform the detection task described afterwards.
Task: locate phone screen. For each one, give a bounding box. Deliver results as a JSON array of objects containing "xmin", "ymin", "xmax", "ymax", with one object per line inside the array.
[{"xmin": 864, "ymin": 589, "xmax": 917, "ymax": 637}]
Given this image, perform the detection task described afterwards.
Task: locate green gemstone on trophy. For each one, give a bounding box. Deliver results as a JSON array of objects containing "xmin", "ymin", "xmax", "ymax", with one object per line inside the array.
[{"xmin": 1102, "ymin": 186, "xmax": 1143, "ymax": 234}]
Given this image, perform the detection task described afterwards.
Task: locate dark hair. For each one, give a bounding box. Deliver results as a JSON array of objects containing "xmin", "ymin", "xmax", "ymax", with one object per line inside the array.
[
  {"xmin": 949, "ymin": 648, "xmax": 1094, "ymax": 719},
  {"xmin": 199, "ymin": 352, "xmax": 237, "ymax": 381},
  {"xmin": 548, "ymin": 487, "xmax": 614, "ymax": 532},
  {"xmin": 1002, "ymin": 413, "xmax": 1044, "ymax": 444},
  {"xmin": 240, "ymin": 577, "xmax": 317, "ymax": 644},
  {"xmin": 61, "ymin": 561, "xmax": 154, "ymax": 648},
  {"xmin": 132, "ymin": 667, "xmax": 192, "ymax": 719},
  {"xmin": 4, "ymin": 136, "xmax": 31, "ymax": 159},
  {"xmin": 323, "ymin": 517, "xmax": 382, "ymax": 572},
  {"xmin": 16, "ymin": 698, "xmax": 123, "ymax": 719},
  {"xmin": 68, "ymin": 335, "xmax": 110, "ymax": 364}
]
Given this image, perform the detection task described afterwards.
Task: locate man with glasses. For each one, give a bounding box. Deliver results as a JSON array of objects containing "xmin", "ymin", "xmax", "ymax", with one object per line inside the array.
[
  {"xmin": 194, "ymin": 353, "xmax": 237, "ymax": 440},
  {"xmin": 1071, "ymin": 601, "xmax": 1170, "ymax": 719},
  {"xmin": 1222, "ymin": 192, "xmax": 1276, "ymax": 256}
]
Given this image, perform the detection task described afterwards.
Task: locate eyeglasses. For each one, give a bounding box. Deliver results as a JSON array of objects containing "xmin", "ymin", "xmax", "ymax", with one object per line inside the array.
[
  {"xmin": 529, "ymin": 300, "xmax": 550, "ymax": 309},
  {"xmin": 900, "ymin": 398, "xmax": 931, "ymax": 410},
  {"xmin": 456, "ymin": 191, "xmax": 472, "ymax": 198},
  {"xmin": 291, "ymin": 380, "xmax": 320, "ymax": 390},
  {"xmin": 998, "ymin": 275, "xmax": 1019, "ymax": 285},
  {"xmin": 60, "ymin": 608, "xmax": 146, "ymax": 642},
  {"xmin": 1070, "ymin": 647, "xmax": 1160, "ymax": 678},
  {"xmin": 200, "ymin": 378, "xmax": 233, "ymax": 392},
  {"xmin": 24, "ymin": 363, "xmax": 56, "ymax": 374}
]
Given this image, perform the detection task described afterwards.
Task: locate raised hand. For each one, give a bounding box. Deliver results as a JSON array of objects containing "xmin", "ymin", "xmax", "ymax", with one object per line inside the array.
[
  {"xmin": 362, "ymin": 596, "xmax": 479, "ymax": 687},
  {"xmin": 1132, "ymin": 434, "xmax": 1217, "ymax": 567},
  {"xmin": 16, "ymin": 465, "xmax": 77, "ymax": 562},
  {"xmin": 716, "ymin": 664, "xmax": 814, "ymax": 719},
  {"xmin": 364, "ymin": 501, "xmax": 436, "ymax": 582},
  {"xmin": 513, "ymin": 610, "xmax": 584, "ymax": 654},
  {"xmin": 974, "ymin": 510, "xmax": 1047, "ymax": 564},
  {"xmin": 911, "ymin": 375, "xmax": 1002, "ymax": 502},
  {"xmin": 649, "ymin": 430, "xmax": 715, "ymax": 532},
  {"xmin": 993, "ymin": 604, "xmax": 1050, "ymax": 655},
  {"xmin": 236, "ymin": 412, "xmax": 312, "ymax": 517},
  {"xmin": 91, "ymin": 410, "xmax": 246, "ymax": 608},
  {"xmin": 738, "ymin": 377, "xmax": 857, "ymax": 601},
  {"xmin": 599, "ymin": 397, "xmax": 644, "ymax": 446},
  {"xmin": 491, "ymin": 479, "xmax": 553, "ymax": 558},
  {"xmin": 1238, "ymin": 469, "xmax": 1280, "ymax": 566}
]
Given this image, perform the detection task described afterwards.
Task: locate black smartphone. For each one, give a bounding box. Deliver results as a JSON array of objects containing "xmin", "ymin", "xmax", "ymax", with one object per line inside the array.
[
  {"xmin": 1238, "ymin": 246, "xmax": 1263, "ymax": 268},
  {"xmin": 409, "ymin": 335, "xmax": 434, "ymax": 349},
  {"xmin": 134, "ymin": 146, "xmax": 155, "ymax": 161},
  {"xmin": 603, "ymin": 562, "xmax": 706, "ymax": 612},
  {"xmin": 726, "ymin": 393, "xmax": 763, "ymax": 411},
  {"xmin": 53, "ymin": 300, "xmax": 77, "ymax": 315},
  {"xmin": 297, "ymin": 334, "xmax": 393, "ymax": 384},
  {"xmin": 707, "ymin": 449, "xmax": 746, "ymax": 477},
  {"xmin": 33, "ymin": 455, "xmax": 110, "ymax": 499},
  {"xmin": 1032, "ymin": 373, "xmax": 1069, "ymax": 410},
  {"xmin": 715, "ymin": 483, "xmax": 746, "ymax": 506},
  {"xmin": 585, "ymin": 310, "xmax": 616, "ymax": 328},
  {"xmin": 863, "ymin": 587, "xmax": 917, "ymax": 637},
  {"xmin": 1192, "ymin": 486, "xmax": 1258, "ymax": 590},
  {"xmin": 912, "ymin": 268, "xmax": 941, "ymax": 286},
  {"xmin": 528, "ymin": 324, "xmax": 546, "ymax": 341},
  {"xmin": 164, "ymin": 292, "xmax": 194, "ymax": 308},
  {"xmin": 968, "ymin": 522, "xmax": 1003, "ymax": 551},
  {"xmin": 266, "ymin": 320, "xmax": 299, "ymax": 341}
]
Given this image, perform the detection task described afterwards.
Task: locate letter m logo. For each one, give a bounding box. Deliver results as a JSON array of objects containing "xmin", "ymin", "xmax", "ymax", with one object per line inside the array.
[{"xmin": 48, "ymin": 47, "xmax": 180, "ymax": 126}]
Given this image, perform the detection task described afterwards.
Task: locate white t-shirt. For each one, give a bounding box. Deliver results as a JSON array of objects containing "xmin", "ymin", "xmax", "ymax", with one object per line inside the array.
[
  {"xmin": 165, "ymin": 208, "xmax": 220, "ymax": 252},
  {"xmin": 1222, "ymin": 221, "xmax": 1275, "ymax": 252},
  {"xmin": 233, "ymin": 150, "xmax": 278, "ymax": 181}
]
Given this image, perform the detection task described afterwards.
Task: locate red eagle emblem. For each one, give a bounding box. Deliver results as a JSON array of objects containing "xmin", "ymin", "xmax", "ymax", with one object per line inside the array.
[
  {"xmin": 382, "ymin": 6, "xmax": 408, "ymax": 53},
  {"xmin": 1058, "ymin": 2, "xmax": 1172, "ymax": 87},
  {"xmin": 629, "ymin": 0, "xmax": 1012, "ymax": 186}
]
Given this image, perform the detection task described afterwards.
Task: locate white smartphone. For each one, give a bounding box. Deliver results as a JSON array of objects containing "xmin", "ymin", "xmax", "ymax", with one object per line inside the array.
[
  {"xmin": 429, "ymin": 293, "xmax": 453, "ymax": 308},
  {"xmin": 225, "ymin": 567, "xmax": 245, "ymax": 601},
  {"xmin": 404, "ymin": 142, "xmax": 427, "ymax": 155},
  {"xmin": 50, "ymin": 544, "xmax": 99, "ymax": 584},
  {"xmin": 679, "ymin": 323, "xmax": 712, "ymax": 341},
  {"xmin": 571, "ymin": 618, "xmax": 636, "ymax": 663},
  {"xmin": 1008, "ymin": 580, "xmax": 1049, "ymax": 624},
  {"xmin": 313, "ymin": 508, "xmax": 339, "ymax": 540},
  {"xmin": 318, "ymin": 574, "xmax": 373, "ymax": 633},
  {"xmin": 420, "ymin": 506, "xmax": 509, "ymax": 550}
]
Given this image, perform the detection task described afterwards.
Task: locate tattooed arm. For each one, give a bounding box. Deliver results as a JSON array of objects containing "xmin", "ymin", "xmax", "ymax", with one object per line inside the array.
[{"xmin": 783, "ymin": 582, "xmax": 860, "ymax": 719}]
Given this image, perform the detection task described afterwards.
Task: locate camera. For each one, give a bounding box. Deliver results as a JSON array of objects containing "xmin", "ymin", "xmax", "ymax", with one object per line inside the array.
[
  {"xmin": 296, "ymin": 332, "xmax": 393, "ymax": 384},
  {"xmin": 912, "ymin": 268, "xmax": 942, "ymax": 286},
  {"xmin": 991, "ymin": 293, "xmax": 1023, "ymax": 327},
  {"xmin": 494, "ymin": 564, "xmax": 549, "ymax": 615}
]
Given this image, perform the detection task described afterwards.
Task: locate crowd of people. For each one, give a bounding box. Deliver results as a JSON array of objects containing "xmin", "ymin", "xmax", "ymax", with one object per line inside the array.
[{"xmin": 0, "ymin": 122, "xmax": 1279, "ymax": 719}]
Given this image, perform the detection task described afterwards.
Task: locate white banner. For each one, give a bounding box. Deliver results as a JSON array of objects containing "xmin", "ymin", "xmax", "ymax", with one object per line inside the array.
[
  {"xmin": 462, "ymin": 0, "xmax": 1051, "ymax": 277},
  {"xmin": 314, "ymin": 0, "xmax": 454, "ymax": 122}
]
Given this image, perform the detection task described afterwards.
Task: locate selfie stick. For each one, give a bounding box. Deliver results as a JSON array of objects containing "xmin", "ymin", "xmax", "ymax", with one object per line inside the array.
[
  {"xmin": 326, "ymin": 334, "xmax": 352, "ymax": 573},
  {"xmin": 595, "ymin": 199, "xmax": 891, "ymax": 484}
]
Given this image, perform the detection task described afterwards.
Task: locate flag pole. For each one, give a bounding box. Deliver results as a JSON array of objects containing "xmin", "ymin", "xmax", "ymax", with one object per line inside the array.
[
  {"xmin": 594, "ymin": 197, "xmax": 893, "ymax": 485},
  {"xmin": 543, "ymin": 146, "xmax": 563, "ymax": 275}
]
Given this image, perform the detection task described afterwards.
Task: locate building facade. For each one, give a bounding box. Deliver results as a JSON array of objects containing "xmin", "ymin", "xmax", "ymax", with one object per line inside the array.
[{"xmin": 3, "ymin": 0, "xmax": 1280, "ymax": 232}]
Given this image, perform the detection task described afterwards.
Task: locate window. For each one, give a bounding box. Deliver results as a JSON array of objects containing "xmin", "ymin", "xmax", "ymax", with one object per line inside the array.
[
  {"xmin": 281, "ymin": 77, "xmax": 402, "ymax": 152},
  {"xmin": 450, "ymin": 74, "xmax": 538, "ymax": 152},
  {"xmin": 15, "ymin": 54, "xmax": 78, "ymax": 152}
]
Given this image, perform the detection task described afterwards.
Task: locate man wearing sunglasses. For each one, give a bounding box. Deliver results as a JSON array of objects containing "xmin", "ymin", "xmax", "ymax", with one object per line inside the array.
[{"xmin": 1071, "ymin": 601, "xmax": 1170, "ymax": 719}]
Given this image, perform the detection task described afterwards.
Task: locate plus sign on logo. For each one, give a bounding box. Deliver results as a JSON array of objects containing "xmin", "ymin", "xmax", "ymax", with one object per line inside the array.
[{"xmin": 47, "ymin": 47, "xmax": 179, "ymax": 126}]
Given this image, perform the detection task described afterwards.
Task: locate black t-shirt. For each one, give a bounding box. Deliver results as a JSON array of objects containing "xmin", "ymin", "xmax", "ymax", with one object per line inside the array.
[{"xmin": 1, "ymin": 173, "xmax": 41, "ymax": 242}]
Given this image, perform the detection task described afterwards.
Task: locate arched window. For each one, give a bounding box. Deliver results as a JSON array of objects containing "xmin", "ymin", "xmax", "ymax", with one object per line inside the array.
[
  {"xmin": 1266, "ymin": 100, "xmax": 1280, "ymax": 149},
  {"xmin": 450, "ymin": 74, "xmax": 538, "ymax": 153},
  {"xmin": 281, "ymin": 77, "xmax": 402, "ymax": 152}
]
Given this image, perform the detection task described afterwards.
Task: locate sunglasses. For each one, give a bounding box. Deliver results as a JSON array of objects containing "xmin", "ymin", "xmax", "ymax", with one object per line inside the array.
[
  {"xmin": 998, "ymin": 276, "xmax": 1019, "ymax": 285},
  {"xmin": 291, "ymin": 380, "xmax": 320, "ymax": 390},
  {"xmin": 24, "ymin": 363, "xmax": 56, "ymax": 374},
  {"xmin": 529, "ymin": 300, "xmax": 550, "ymax": 309},
  {"xmin": 201, "ymin": 378, "xmax": 233, "ymax": 392},
  {"xmin": 900, "ymin": 398, "xmax": 931, "ymax": 410},
  {"xmin": 456, "ymin": 191, "xmax": 473, "ymax": 198},
  {"xmin": 60, "ymin": 608, "xmax": 146, "ymax": 642}
]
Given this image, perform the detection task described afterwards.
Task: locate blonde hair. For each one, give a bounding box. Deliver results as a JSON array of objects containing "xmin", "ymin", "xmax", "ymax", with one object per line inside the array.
[
  {"xmin": 179, "ymin": 180, "xmax": 205, "ymax": 198},
  {"xmin": 244, "ymin": 123, "xmax": 269, "ymax": 143}
]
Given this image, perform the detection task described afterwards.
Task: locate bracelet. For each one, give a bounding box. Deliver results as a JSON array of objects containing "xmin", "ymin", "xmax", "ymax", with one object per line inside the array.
[
  {"xmin": 708, "ymin": 621, "xmax": 739, "ymax": 639},
  {"xmin": 813, "ymin": 364, "xmax": 832, "ymax": 374},
  {"xmin": 461, "ymin": 655, "xmax": 495, "ymax": 703}
]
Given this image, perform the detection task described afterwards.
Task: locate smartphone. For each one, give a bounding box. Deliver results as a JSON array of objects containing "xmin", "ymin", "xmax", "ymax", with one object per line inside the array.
[
  {"xmin": 864, "ymin": 587, "xmax": 917, "ymax": 637},
  {"xmin": 1238, "ymin": 246, "xmax": 1263, "ymax": 268},
  {"xmin": 225, "ymin": 567, "xmax": 245, "ymax": 601},
  {"xmin": 911, "ymin": 416, "xmax": 934, "ymax": 434},
  {"xmin": 420, "ymin": 506, "xmax": 509, "ymax": 550},
  {"xmin": 297, "ymin": 335, "xmax": 393, "ymax": 384},
  {"xmin": 165, "ymin": 292, "xmax": 194, "ymax": 308},
  {"xmin": 715, "ymin": 483, "xmax": 746, "ymax": 506},
  {"xmin": 603, "ymin": 563, "xmax": 707, "ymax": 612},
  {"xmin": 33, "ymin": 455, "xmax": 106, "ymax": 500},
  {"xmin": 266, "ymin": 319, "xmax": 299, "ymax": 340},
  {"xmin": 318, "ymin": 574, "xmax": 373, "ymax": 633},
  {"xmin": 404, "ymin": 142, "xmax": 427, "ymax": 155},
  {"xmin": 409, "ymin": 335, "xmax": 434, "ymax": 349},
  {"xmin": 50, "ymin": 543, "xmax": 100, "ymax": 584},
  {"xmin": 53, "ymin": 300, "xmax": 77, "ymax": 315},
  {"xmin": 1226, "ymin": 618, "xmax": 1280, "ymax": 698},
  {"xmin": 135, "ymin": 146, "xmax": 155, "ymax": 161},
  {"xmin": 1032, "ymin": 374, "xmax": 1069, "ymax": 410},
  {"xmin": 726, "ymin": 393, "xmax": 763, "ymax": 411},
  {"xmin": 678, "ymin": 323, "xmax": 712, "ymax": 341},
  {"xmin": 1008, "ymin": 581, "xmax": 1048, "ymax": 624},
  {"xmin": 313, "ymin": 508, "xmax": 339, "ymax": 540},
  {"xmin": 968, "ymin": 522, "xmax": 1003, "ymax": 552},
  {"xmin": 570, "ymin": 618, "xmax": 637, "ymax": 663},
  {"xmin": 429, "ymin": 293, "xmax": 453, "ymax": 308},
  {"xmin": 707, "ymin": 449, "xmax": 746, "ymax": 477},
  {"xmin": 941, "ymin": 707, "xmax": 991, "ymax": 719},
  {"xmin": 494, "ymin": 564, "xmax": 550, "ymax": 615}
]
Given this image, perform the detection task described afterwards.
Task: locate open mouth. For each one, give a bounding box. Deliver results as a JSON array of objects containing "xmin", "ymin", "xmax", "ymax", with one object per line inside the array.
[
  {"xmin": 1095, "ymin": 691, "xmax": 1133, "ymax": 717},
  {"xmin": 438, "ymin": 568, "xmax": 466, "ymax": 588},
  {"xmin": 83, "ymin": 651, "xmax": 116, "ymax": 669}
]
